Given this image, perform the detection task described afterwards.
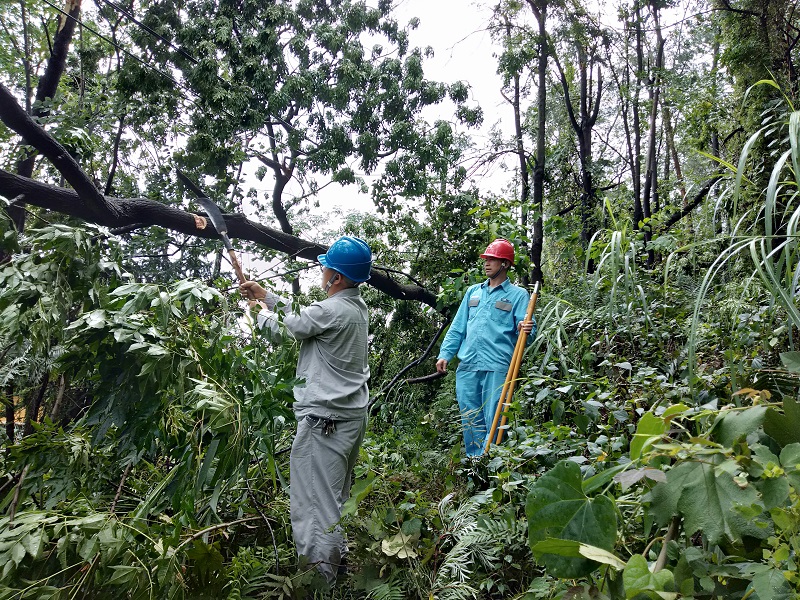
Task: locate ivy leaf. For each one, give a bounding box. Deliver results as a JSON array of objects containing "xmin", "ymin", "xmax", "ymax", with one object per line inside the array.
[
  {"xmin": 645, "ymin": 455, "xmax": 768, "ymax": 544},
  {"xmin": 526, "ymin": 460, "xmax": 617, "ymax": 578},
  {"xmin": 623, "ymin": 554, "xmax": 676, "ymax": 599},
  {"xmin": 186, "ymin": 540, "xmax": 224, "ymax": 580}
]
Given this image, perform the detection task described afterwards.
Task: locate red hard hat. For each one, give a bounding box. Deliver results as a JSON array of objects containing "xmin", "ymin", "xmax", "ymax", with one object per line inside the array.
[{"xmin": 480, "ymin": 238, "xmax": 515, "ymax": 263}]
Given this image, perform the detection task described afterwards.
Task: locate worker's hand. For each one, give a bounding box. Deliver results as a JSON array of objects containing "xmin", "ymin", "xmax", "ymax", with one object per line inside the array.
[
  {"xmin": 436, "ymin": 358, "xmax": 448, "ymax": 373},
  {"xmin": 518, "ymin": 320, "xmax": 534, "ymax": 334},
  {"xmin": 239, "ymin": 280, "xmax": 267, "ymax": 301}
]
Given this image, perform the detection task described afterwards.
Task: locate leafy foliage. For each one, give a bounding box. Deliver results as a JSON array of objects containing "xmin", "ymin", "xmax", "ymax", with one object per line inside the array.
[
  {"xmin": 0, "ymin": 225, "xmax": 302, "ymax": 598},
  {"xmin": 5, "ymin": 0, "xmax": 800, "ymax": 596}
]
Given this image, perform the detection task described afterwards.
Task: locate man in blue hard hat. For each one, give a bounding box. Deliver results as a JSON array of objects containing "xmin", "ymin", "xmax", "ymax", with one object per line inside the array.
[{"xmin": 239, "ymin": 235, "xmax": 372, "ymax": 585}]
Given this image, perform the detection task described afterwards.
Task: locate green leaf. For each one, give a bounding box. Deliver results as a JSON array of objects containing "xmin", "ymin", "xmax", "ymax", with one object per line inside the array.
[
  {"xmin": 401, "ymin": 517, "xmax": 422, "ymax": 537},
  {"xmin": 10, "ymin": 541, "xmax": 25, "ymax": 566},
  {"xmin": 779, "ymin": 351, "xmax": 800, "ymax": 373},
  {"xmin": 196, "ymin": 438, "xmax": 220, "ymax": 493},
  {"xmin": 104, "ymin": 565, "xmax": 142, "ymax": 586},
  {"xmin": 713, "ymin": 406, "xmax": 767, "ymax": 447},
  {"xmin": 84, "ymin": 309, "xmax": 107, "ymax": 329},
  {"xmin": 623, "ymin": 554, "xmax": 675, "ymax": 599},
  {"xmin": 780, "ymin": 443, "xmax": 800, "ymax": 490},
  {"xmin": 341, "ymin": 471, "xmax": 376, "ymax": 518},
  {"xmin": 759, "ymin": 477, "xmax": 790, "ymax": 510},
  {"xmin": 530, "ymin": 537, "xmax": 583, "ymax": 558},
  {"xmin": 630, "ymin": 413, "xmax": 667, "ymax": 461},
  {"xmin": 78, "ymin": 535, "xmax": 99, "ymax": 561},
  {"xmin": 534, "ymin": 539, "xmax": 626, "ymax": 570},
  {"xmin": 526, "ymin": 460, "xmax": 617, "ymax": 578},
  {"xmin": 187, "ymin": 540, "xmax": 224, "ymax": 579},
  {"xmin": 614, "ymin": 467, "xmax": 666, "ymax": 491},
  {"xmin": 764, "ymin": 398, "xmax": 800, "ymax": 446},
  {"xmin": 583, "ymin": 462, "xmax": 629, "ymax": 494},
  {"xmin": 750, "ymin": 568, "xmax": 792, "ymax": 600},
  {"xmin": 20, "ymin": 528, "xmax": 44, "ymax": 560},
  {"xmin": 646, "ymin": 455, "xmax": 767, "ymax": 544},
  {"xmin": 661, "ymin": 404, "xmax": 689, "ymax": 422}
]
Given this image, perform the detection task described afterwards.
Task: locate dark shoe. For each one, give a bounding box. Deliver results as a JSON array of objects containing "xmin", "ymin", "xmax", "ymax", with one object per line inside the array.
[{"xmin": 336, "ymin": 555, "xmax": 348, "ymax": 578}]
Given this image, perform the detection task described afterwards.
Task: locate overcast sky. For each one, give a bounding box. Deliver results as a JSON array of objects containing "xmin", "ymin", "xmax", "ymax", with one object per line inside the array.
[
  {"xmin": 301, "ymin": 0, "xmax": 511, "ymax": 219},
  {"xmin": 394, "ymin": 0, "xmax": 506, "ymax": 130}
]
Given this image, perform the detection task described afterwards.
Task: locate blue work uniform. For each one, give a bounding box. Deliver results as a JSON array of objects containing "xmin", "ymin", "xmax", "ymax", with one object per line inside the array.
[{"xmin": 437, "ymin": 279, "xmax": 535, "ymax": 456}]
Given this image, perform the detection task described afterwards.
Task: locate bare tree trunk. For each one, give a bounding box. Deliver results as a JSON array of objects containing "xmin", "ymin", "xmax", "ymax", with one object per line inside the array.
[
  {"xmin": 642, "ymin": 0, "xmax": 665, "ymax": 266},
  {"xmin": 0, "ymin": 167, "xmax": 441, "ymax": 307},
  {"xmin": 257, "ymin": 122, "xmax": 302, "ymax": 295},
  {"xmin": 23, "ymin": 372, "xmax": 49, "ymax": 437},
  {"xmin": 631, "ymin": 4, "xmax": 644, "ymax": 235},
  {"xmin": 503, "ymin": 16, "xmax": 533, "ymax": 287},
  {"xmin": 553, "ymin": 39, "xmax": 603, "ymax": 273},
  {"xmin": 662, "ymin": 105, "xmax": 685, "ymax": 202},
  {"xmin": 10, "ymin": 0, "xmax": 82, "ymax": 232},
  {"xmin": 5, "ymin": 393, "xmax": 15, "ymax": 441},
  {"xmin": 607, "ymin": 38, "xmax": 637, "ymax": 235},
  {"xmin": 49, "ymin": 374, "xmax": 67, "ymax": 421},
  {"xmin": 104, "ymin": 115, "xmax": 125, "ymax": 196},
  {"xmin": 20, "ymin": 0, "xmax": 32, "ymax": 114},
  {"xmin": 526, "ymin": 0, "xmax": 547, "ymax": 286}
]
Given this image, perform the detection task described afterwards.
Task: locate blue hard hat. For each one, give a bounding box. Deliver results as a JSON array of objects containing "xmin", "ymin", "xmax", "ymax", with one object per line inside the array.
[{"xmin": 318, "ymin": 236, "xmax": 373, "ymax": 282}]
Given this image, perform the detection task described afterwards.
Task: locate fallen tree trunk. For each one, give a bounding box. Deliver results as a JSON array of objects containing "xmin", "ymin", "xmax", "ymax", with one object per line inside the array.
[
  {"xmin": 0, "ymin": 169, "xmax": 438, "ymax": 308},
  {"xmin": 0, "ymin": 79, "xmax": 438, "ymax": 309}
]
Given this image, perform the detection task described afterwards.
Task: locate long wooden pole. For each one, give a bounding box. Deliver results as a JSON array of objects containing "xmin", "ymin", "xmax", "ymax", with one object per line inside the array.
[{"xmin": 484, "ymin": 282, "xmax": 540, "ymax": 452}]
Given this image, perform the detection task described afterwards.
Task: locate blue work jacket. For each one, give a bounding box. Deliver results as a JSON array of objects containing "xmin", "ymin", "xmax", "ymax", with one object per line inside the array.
[{"xmin": 437, "ymin": 278, "xmax": 536, "ymax": 372}]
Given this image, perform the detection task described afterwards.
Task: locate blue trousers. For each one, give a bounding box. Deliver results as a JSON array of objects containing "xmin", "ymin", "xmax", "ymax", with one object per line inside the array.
[{"xmin": 455, "ymin": 368, "xmax": 507, "ymax": 457}]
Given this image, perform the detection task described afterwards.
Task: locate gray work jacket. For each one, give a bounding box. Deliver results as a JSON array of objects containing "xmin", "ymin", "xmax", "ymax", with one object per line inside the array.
[{"xmin": 257, "ymin": 288, "xmax": 370, "ymax": 421}]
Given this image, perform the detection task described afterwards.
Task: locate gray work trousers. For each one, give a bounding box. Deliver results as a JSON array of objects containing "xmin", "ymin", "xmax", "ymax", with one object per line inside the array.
[{"xmin": 290, "ymin": 413, "xmax": 367, "ymax": 584}]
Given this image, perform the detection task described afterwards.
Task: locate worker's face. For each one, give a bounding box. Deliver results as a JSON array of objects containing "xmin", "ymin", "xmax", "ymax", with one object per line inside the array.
[
  {"xmin": 484, "ymin": 257, "xmax": 507, "ymax": 279},
  {"xmin": 321, "ymin": 267, "xmax": 340, "ymax": 292}
]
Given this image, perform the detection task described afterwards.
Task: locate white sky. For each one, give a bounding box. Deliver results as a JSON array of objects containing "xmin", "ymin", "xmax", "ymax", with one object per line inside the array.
[
  {"xmin": 305, "ymin": 0, "xmax": 511, "ymax": 220},
  {"xmin": 394, "ymin": 0, "xmax": 507, "ymax": 135}
]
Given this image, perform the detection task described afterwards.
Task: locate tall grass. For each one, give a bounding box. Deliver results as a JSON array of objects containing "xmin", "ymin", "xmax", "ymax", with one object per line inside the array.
[{"xmin": 677, "ymin": 82, "xmax": 800, "ymax": 390}]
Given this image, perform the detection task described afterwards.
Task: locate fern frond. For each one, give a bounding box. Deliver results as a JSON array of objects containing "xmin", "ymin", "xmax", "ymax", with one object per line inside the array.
[
  {"xmin": 367, "ymin": 579, "xmax": 405, "ymax": 600},
  {"xmin": 434, "ymin": 582, "xmax": 480, "ymax": 600}
]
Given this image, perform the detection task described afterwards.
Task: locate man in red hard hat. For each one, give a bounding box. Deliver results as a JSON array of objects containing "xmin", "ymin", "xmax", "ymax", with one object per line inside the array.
[
  {"xmin": 239, "ymin": 236, "xmax": 372, "ymax": 584},
  {"xmin": 436, "ymin": 238, "xmax": 535, "ymax": 457}
]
